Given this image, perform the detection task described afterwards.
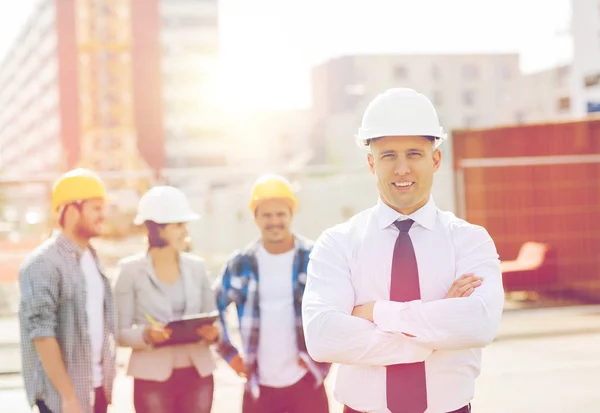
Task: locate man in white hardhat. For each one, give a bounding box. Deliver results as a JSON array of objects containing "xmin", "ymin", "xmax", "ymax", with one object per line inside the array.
[{"xmin": 302, "ymin": 88, "xmax": 504, "ymax": 413}]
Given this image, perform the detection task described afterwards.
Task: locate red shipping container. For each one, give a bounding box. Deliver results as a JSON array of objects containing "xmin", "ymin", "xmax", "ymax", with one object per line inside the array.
[{"xmin": 452, "ymin": 118, "xmax": 600, "ymax": 298}]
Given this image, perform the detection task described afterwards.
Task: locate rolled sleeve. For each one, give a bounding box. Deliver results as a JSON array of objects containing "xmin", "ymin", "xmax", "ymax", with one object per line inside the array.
[
  {"xmin": 19, "ymin": 257, "xmax": 60, "ymax": 340},
  {"xmin": 213, "ymin": 261, "xmax": 240, "ymax": 362}
]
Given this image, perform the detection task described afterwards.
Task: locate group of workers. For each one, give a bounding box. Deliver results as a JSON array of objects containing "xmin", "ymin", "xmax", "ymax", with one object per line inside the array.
[{"xmin": 17, "ymin": 88, "xmax": 504, "ymax": 413}]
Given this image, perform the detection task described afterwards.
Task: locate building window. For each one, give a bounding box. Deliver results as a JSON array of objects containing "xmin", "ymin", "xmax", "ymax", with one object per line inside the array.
[
  {"xmin": 462, "ymin": 65, "xmax": 479, "ymax": 80},
  {"xmin": 584, "ymin": 72, "xmax": 600, "ymax": 88},
  {"xmin": 463, "ymin": 90, "xmax": 475, "ymax": 106},
  {"xmin": 393, "ymin": 65, "xmax": 408, "ymax": 80},
  {"xmin": 557, "ymin": 96, "xmax": 571, "ymax": 112},
  {"xmin": 431, "ymin": 64, "xmax": 441, "ymax": 81},
  {"xmin": 556, "ymin": 66, "xmax": 569, "ymax": 87},
  {"xmin": 587, "ymin": 101, "xmax": 600, "ymax": 113}
]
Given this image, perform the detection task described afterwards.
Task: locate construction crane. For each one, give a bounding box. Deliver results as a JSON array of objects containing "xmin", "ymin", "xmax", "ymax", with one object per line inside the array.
[{"xmin": 75, "ymin": 0, "xmax": 151, "ymax": 237}]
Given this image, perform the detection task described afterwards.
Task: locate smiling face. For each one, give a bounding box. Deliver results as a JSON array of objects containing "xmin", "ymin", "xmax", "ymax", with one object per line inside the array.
[
  {"xmin": 62, "ymin": 198, "xmax": 106, "ymax": 239},
  {"xmin": 159, "ymin": 222, "xmax": 190, "ymax": 251},
  {"xmin": 254, "ymin": 198, "xmax": 293, "ymax": 246},
  {"xmin": 367, "ymin": 135, "xmax": 441, "ymax": 215}
]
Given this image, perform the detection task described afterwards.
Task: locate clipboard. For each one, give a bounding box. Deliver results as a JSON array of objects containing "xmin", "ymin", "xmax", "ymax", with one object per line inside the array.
[{"xmin": 154, "ymin": 311, "xmax": 219, "ymax": 348}]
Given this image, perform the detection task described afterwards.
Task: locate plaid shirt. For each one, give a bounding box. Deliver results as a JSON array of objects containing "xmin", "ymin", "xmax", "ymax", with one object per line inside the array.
[
  {"xmin": 18, "ymin": 232, "xmax": 117, "ymax": 413},
  {"xmin": 215, "ymin": 234, "xmax": 330, "ymax": 396}
]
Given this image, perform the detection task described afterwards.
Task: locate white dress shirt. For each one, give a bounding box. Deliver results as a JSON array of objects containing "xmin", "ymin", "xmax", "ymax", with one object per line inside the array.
[
  {"xmin": 302, "ymin": 197, "xmax": 504, "ymax": 413},
  {"xmin": 81, "ymin": 249, "xmax": 105, "ymax": 388}
]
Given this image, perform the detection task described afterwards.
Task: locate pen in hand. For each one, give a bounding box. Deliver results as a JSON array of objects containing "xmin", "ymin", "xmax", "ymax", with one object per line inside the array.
[{"xmin": 144, "ymin": 314, "xmax": 170, "ymax": 339}]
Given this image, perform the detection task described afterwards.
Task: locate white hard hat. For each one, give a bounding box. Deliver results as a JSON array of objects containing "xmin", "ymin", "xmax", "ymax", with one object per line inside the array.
[
  {"xmin": 134, "ymin": 186, "xmax": 199, "ymax": 225},
  {"xmin": 356, "ymin": 88, "xmax": 447, "ymax": 150}
]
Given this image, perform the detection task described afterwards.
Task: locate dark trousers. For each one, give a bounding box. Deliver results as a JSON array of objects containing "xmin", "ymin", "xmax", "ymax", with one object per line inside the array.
[
  {"xmin": 36, "ymin": 387, "xmax": 108, "ymax": 413},
  {"xmin": 134, "ymin": 367, "xmax": 214, "ymax": 413},
  {"xmin": 242, "ymin": 373, "xmax": 329, "ymax": 413},
  {"xmin": 344, "ymin": 403, "xmax": 471, "ymax": 413}
]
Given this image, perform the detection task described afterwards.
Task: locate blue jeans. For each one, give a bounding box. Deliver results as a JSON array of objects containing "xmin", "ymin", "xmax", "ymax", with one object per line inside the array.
[{"xmin": 134, "ymin": 367, "xmax": 214, "ymax": 413}]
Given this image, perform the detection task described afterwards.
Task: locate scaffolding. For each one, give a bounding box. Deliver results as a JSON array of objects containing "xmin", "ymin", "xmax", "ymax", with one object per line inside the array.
[{"xmin": 75, "ymin": 0, "xmax": 149, "ymax": 191}]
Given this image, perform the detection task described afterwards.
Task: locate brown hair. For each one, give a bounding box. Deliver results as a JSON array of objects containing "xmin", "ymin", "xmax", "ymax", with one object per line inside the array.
[{"xmin": 145, "ymin": 221, "xmax": 169, "ymax": 248}]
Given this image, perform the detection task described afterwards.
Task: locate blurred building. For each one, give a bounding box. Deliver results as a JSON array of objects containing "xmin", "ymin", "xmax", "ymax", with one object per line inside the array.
[
  {"xmin": 0, "ymin": 1, "xmax": 63, "ymax": 176},
  {"xmin": 571, "ymin": 0, "xmax": 600, "ymax": 117},
  {"xmin": 571, "ymin": 0, "xmax": 600, "ymax": 116},
  {"xmin": 0, "ymin": 0, "xmax": 67, "ymax": 225},
  {"xmin": 499, "ymin": 65, "xmax": 572, "ymax": 125},
  {"xmin": 0, "ymin": 0, "xmax": 222, "ymax": 179},
  {"xmin": 310, "ymin": 54, "xmax": 520, "ymax": 166},
  {"xmin": 159, "ymin": 0, "xmax": 223, "ymax": 168},
  {"xmin": 309, "ymin": 54, "xmax": 520, "ymax": 211}
]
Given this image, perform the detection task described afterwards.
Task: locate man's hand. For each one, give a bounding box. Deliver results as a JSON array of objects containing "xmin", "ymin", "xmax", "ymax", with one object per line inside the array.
[
  {"xmin": 352, "ymin": 302, "xmax": 375, "ymax": 322},
  {"xmin": 196, "ymin": 324, "xmax": 219, "ymax": 343},
  {"xmin": 445, "ymin": 273, "xmax": 483, "ymax": 298},
  {"xmin": 229, "ymin": 354, "xmax": 247, "ymax": 378},
  {"xmin": 62, "ymin": 396, "xmax": 83, "ymax": 413}
]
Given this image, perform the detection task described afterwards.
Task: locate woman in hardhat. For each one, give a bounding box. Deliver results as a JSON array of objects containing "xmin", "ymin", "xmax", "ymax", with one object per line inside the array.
[{"xmin": 114, "ymin": 186, "xmax": 219, "ymax": 413}]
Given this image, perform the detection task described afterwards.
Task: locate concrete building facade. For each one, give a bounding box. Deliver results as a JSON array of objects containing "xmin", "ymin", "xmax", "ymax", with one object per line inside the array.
[
  {"xmin": 499, "ymin": 65, "xmax": 572, "ymax": 125},
  {"xmin": 571, "ymin": 0, "xmax": 600, "ymax": 116},
  {"xmin": 158, "ymin": 0, "xmax": 224, "ymax": 168},
  {"xmin": 0, "ymin": 1, "xmax": 65, "ymax": 176},
  {"xmin": 0, "ymin": 0, "xmax": 223, "ymax": 178}
]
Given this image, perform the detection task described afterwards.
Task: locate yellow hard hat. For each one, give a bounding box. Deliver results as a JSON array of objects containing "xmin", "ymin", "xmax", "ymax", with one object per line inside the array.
[
  {"xmin": 248, "ymin": 174, "xmax": 297, "ymax": 212},
  {"xmin": 52, "ymin": 168, "xmax": 108, "ymax": 215}
]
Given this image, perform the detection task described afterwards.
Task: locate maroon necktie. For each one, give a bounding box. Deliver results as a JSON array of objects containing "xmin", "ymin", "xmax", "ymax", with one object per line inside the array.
[{"xmin": 386, "ymin": 219, "xmax": 428, "ymax": 413}]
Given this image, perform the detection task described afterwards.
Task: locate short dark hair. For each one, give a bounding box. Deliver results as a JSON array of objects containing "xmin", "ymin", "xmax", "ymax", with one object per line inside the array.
[{"xmin": 145, "ymin": 221, "xmax": 169, "ymax": 248}]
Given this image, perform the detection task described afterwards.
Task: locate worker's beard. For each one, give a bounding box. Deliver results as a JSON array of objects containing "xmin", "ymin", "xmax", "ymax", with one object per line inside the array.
[{"xmin": 76, "ymin": 219, "xmax": 103, "ymax": 239}]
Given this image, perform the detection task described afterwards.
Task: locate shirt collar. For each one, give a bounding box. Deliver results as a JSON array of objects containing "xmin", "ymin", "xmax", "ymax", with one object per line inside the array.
[
  {"xmin": 375, "ymin": 196, "xmax": 437, "ymax": 231},
  {"xmin": 53, "ymin": 229, "xmax": 96, "ymax": 260}
]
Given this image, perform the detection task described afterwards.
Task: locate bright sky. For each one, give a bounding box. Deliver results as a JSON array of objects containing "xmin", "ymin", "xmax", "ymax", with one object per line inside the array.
[{"xmin": 0, "ymin": 0, "xmax": 572, "ymax": 111}]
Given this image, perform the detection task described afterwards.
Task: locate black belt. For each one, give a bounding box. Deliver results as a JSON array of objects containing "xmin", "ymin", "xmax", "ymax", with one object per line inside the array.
[{"xmin": 344, "ymin": 404, "xmax": 471, "ymax": 413}]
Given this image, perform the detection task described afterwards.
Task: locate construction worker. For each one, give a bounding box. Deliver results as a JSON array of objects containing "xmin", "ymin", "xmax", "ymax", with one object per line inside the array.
[
  {"xmin": 18, "ymin": 168, "xmax": 116, "ymax": 413},
  {"xmin": 302, "ymin": 88, "xmax": 504, "ymax": 413},
  {"xmin": 215, "ymin": 174, "xmax": 331, "ymax": 413},
  {"xmin": 115, "ymin": 186, "xmax": 219, "ymax": 413}
]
